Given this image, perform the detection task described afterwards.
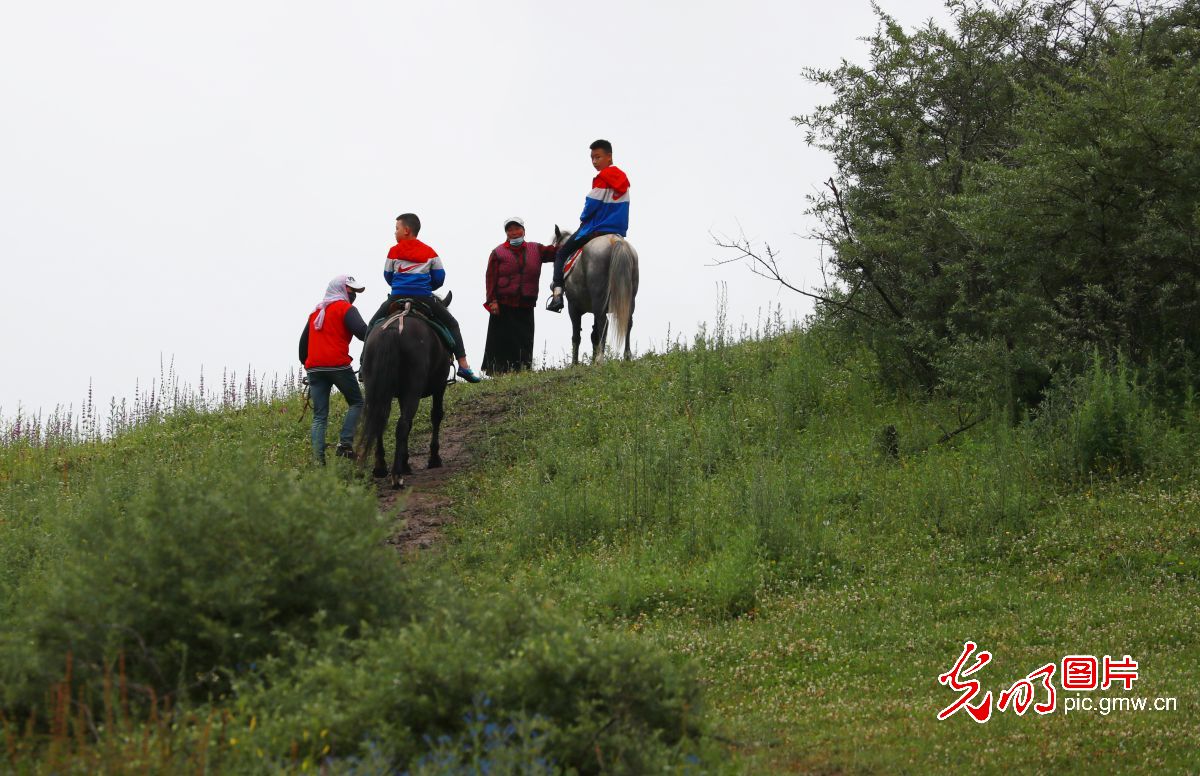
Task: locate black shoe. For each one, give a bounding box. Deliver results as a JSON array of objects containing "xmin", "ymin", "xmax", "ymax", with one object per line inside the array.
[
  {"xmin": 335, "ymin": 444, "xmax": 356, "ymax": 460},
  {"xmin": 546, "ymin": 293, "xmax": 564, "ymax": 313}
]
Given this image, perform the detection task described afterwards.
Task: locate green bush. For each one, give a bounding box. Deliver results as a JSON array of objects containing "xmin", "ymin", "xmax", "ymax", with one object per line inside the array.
[
  {"xmin": 229, "ymin": 586, "xmax": 707, "ymax": 774},
  {"xmin": 798, "ymin": 0, "xmax": 1200, "ymax": 403},
  {"xmin": 1037, "ymin": 355, "xmax": 1153, "ymax": 479},
  {"xmin": 1069, "ymin": 359, "xmax": 1147, "ymax": 476},
  {"xmin": 404, "ymin": 703, "xmax": 556, "ymax": 776},
  {"xmin": 0, "ymin": 448, "xmax": 403, "ymax": 716}
]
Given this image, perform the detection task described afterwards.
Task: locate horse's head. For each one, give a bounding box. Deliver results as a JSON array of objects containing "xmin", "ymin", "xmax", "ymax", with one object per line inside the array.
[{"xmin": 551, "ymin": 224, "xmax": 574, "ymax": 248}]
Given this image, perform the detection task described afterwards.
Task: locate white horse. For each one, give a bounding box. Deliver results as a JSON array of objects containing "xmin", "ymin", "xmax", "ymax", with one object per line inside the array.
[{"xmin": 552, "ymin": 226, "xmax": 640, "ymax": 363}]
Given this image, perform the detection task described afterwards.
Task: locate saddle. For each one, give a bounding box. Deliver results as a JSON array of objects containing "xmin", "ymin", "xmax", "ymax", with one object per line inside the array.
[
  {"xmin": 563, "ymin": 235, "xmax": 621, "ymax": 282},
  {"xmin": 377, "ymin": 298, "xmax": 457, "ymax": 353}
]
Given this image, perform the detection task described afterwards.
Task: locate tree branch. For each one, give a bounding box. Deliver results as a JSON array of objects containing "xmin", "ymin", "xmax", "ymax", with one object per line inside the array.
[
  {"xmin": 711, "ymin": 235, "xmax": 887, "ymax": 324},
  {"xmin": 825, "ymin": 177, "xmax": 907, "ymax": 320}
]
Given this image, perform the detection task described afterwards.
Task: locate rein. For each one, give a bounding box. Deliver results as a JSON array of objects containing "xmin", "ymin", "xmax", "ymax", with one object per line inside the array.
[
  {"xmin": 298, "ymin": 380, "xmax": 310, "ymax": 422},
  {"xmin": 296, "ymin": 370, "xmax": 359, "ymax": 422}
]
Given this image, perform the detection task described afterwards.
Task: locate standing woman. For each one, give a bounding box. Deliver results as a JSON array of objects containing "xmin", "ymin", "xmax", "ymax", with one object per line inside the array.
[
  {"xmin": 299, "ymin": 274, "xmax": 367, "ymax": 463},
  {"xmin": 482, "ymin": 217, "xmax": 555, "ymax": 374}
]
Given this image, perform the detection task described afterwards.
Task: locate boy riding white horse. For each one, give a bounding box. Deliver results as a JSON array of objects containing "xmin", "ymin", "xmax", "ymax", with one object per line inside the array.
[{"xmin": 547, "ymin": 139, "xmax": 630, "ymax": 312}]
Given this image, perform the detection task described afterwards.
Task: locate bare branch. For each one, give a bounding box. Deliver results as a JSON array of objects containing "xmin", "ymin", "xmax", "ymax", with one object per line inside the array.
[
  {"xmin": 711, "ymin": 234, "xmax": 887, "ymax": 324},
  {"xmin": 936, "ymin": 413, "xmax": 988, "ymax": 444}
]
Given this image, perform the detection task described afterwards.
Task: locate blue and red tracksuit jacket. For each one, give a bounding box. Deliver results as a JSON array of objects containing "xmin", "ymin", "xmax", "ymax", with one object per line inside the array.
[
  {"xmin": 383, "ymin": 238, "xmax": 446, "ymax": 297},
  {"xmin": 576, "ymin": 165, "xmax": 630, "ymax": 240}
]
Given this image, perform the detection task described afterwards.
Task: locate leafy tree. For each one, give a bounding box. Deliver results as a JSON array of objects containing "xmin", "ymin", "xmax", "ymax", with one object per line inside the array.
[
  {"xmin": 735, "ymin": 0, "xmax": 1200, "ymax": 408},
  {"xmin": 951, "ymin": 4, "xmax": 1200, "ymax": 395}
]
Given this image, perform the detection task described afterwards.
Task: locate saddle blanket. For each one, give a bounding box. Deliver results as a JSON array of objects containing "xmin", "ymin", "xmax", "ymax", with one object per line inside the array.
[
  {"xmin": 380, "ymin": 300, "xmax": 456, "ymax": 352},
  {"xmin": 564, "ymin": 235, "xmax": 623, "ymax": 281},
  {"xmin": 563, "ymin": 249, "xmax": 583, "ymax": 280}
]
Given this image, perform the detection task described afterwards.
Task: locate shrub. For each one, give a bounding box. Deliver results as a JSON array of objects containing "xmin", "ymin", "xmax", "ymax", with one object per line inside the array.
[
  {"xmin": 0, "ymin": 447, "xmax": 403, "ymax": 717},
  {"xmin": 1038, "ymin": 355, "xmax": 1153, "ymax": 480},
  {"xmin": 406, "ymin": 701, "xmax": 555, "ymax": 776},
  {"xmin": 1068, "ymin": 358, "xmax": 1148, "ymax": 476},
  {"xmin": 230, "ymin": 586, "xmax": 707, "ymax": 774}
]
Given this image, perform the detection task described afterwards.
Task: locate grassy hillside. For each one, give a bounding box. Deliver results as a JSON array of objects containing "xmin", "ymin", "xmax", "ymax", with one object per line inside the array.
[
  {"xmin": 0, "ymin": 383, "xmax": 705, "ymax": 772},
  {"xmin": 3, "ymin": 322, "xmax": 1199, "ymax": 773},
  {"xmin": 437, "ymin": 325, "xmax": 1200, "ymax": 773}
]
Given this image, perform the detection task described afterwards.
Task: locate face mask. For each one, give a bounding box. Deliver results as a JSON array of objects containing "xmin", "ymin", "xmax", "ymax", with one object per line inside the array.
[{"xmin": 508, "ymin": 237, "xmax": 525, "ymax": 247}]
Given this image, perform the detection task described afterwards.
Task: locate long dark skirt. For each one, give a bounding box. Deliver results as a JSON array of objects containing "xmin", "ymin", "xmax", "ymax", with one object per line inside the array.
[{"xmin": 482, "ymin": 305, "xmax": 535, "ymax": 374}]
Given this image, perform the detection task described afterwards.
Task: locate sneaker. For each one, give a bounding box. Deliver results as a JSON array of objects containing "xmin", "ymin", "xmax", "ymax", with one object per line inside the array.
[
  {"xmin": 335, "ymin": 444, "xmax": 356, "ymax": 460},
  {"xmin": 546, "ymin": 291, "xmax": 564, "ymax": 313},
  {"xmin": 456, "ymin": 366, "xmax": 483, "ymax": 383}
]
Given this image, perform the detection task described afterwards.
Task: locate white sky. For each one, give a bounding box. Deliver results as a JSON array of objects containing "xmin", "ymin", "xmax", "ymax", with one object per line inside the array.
[{"xmin": 0, "ymin": 0, "xmax": 953, "ymax": 417}]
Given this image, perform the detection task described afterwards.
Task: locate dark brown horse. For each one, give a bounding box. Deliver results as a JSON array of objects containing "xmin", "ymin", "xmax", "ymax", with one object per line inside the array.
[{"xmin": 357, "ymin": 300, "xmax": 452, "ymax": 489}]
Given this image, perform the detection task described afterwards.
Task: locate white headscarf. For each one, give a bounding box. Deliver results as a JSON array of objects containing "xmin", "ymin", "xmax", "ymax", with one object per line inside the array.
[{"xmin": 312, "ymin": 274, "xmax": 356, "ymax": 330}]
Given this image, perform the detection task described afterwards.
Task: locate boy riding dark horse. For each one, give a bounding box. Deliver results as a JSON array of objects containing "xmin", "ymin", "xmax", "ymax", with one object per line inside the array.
[
  {"xmin": 547, "ymin": 139, "xmax": 630, "ymax": 312},
  {"xmin": 367, "ymin": 212, "xmax": 482, "ymax": 383}
]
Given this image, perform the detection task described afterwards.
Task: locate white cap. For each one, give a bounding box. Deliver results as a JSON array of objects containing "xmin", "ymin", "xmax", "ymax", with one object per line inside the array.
[
  {"xmin": 344, "ymin": 275, "xmax": 365, "ymax": 292},
  {"xmin": 503, "ymin": 216, "xmax": 525, "ymax": 230}
]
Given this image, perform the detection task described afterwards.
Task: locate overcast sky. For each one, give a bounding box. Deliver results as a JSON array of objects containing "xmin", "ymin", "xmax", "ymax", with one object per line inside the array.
[{"xmin": 0, "ymin": 0, "xmax": 954, "ymax": 418}]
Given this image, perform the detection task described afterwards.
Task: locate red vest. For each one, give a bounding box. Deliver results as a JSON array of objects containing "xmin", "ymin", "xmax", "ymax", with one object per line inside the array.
[
  {"xmin": 488, "ymin": 242, "xmax": 545, "ymax": 306},
  {"xmin": 305, "ymin": 300, "xmax": 353, "ymax": 369}
]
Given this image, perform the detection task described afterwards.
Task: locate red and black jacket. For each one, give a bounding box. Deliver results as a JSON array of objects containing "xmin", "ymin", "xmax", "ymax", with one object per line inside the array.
[{"xmin": 485, "ymin": 242, "xmax": 556, "ymax": 308}]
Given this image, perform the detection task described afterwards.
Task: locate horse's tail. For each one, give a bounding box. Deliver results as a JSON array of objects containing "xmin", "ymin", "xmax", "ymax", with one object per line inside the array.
[
  {"xmin": 607, "ymin": 238, "xmax": 637, "ymax": 355},
  {"xmin": 356, "ymin": 324, "xmax": 401, "ymax": 462}
]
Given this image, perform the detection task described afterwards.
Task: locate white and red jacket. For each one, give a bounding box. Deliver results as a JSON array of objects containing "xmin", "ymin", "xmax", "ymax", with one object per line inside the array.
[
  {"xmin": 383, "ymin": 238, "xmax": 446, "ymax": 297},
  {"xmin": 577, "ymin": 165, "xmax": 631, "ymax": 239}
]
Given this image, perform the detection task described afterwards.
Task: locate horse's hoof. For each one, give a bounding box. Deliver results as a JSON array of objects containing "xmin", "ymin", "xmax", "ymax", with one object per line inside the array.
[
  {"xmin": 373, "ymin": 467, "xmax": 388, "ymax": 478},
  {"xmin": 427, "ymin": 456, "xmax": 443, "ymax": 469},
  {"xmin": 390, "ymin": 475, "xmax": 406, "ymax": 490}
]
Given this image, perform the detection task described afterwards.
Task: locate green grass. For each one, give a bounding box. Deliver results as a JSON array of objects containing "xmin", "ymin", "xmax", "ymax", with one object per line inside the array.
[
  {"xmin": 3, "ymin": 324, "xmax": 1199, "ymax": 773},
  {"xmin": 0, "ymin": 374, "xmax": 708, "ymax": 773},
  {"xmin": 432, "ymin": 327, "xmax": 1200, "ymax": 774}
]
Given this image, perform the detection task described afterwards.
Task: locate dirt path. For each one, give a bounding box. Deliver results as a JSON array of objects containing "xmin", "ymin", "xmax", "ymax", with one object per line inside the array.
[{"xmin": 374, "ymin": 394, "xmax": 509, "ymax": 554}]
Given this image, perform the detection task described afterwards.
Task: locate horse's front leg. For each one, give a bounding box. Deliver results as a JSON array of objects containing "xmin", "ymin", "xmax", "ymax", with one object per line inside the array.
[
  {"xmin": 427, "ymin": 387, "xmax": 444, "ymax": 469},
  {"xmin": 391, "ymin": 394, "xmax": 419, "ymax": 489},
  {"xmin": 570, "ymin": 308, "xmax": 583, "ymax": 365}
]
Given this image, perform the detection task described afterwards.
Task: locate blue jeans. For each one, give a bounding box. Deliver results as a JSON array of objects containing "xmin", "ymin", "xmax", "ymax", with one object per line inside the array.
[{"xmin": 307, "ymin": 367, "xmax": 363, "ymax": 461}]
